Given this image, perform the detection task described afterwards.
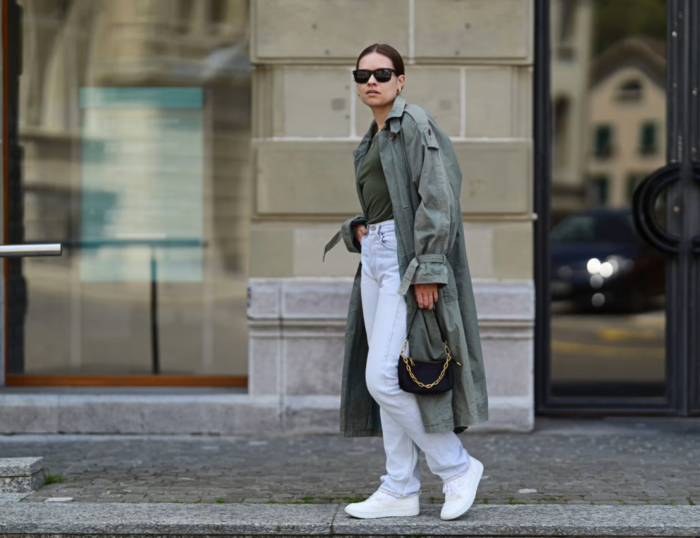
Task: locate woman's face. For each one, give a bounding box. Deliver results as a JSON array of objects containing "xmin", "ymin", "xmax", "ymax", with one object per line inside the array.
[{"xmin": 356, "ymin": 52, "xmax": 405, "ymax": 108}]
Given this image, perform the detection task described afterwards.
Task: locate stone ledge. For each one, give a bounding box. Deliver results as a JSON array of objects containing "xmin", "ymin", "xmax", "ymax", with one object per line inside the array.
[
  {"xmin": 0, "ymin": 392, "xmax": 530, "ymax": 434},
  {"xmin": 0, "ymin": 503, "xmax": 336, "ymax": 535},
  {"xmin": 335, "ymin": 504, "xmax": 700, "ymax": 535},
  {"xmin": 0, "ymin": 394, "xmax": 279, "ymax": 435},
  {"xmin": 248, "ymin": 278, "xmax": 535, "ymax": 322},
  {"xmin": 1, "ymin": 503, "xmax": 699, "ymax": 536},
  {"xmin": 0, "ymin": 457, "xmax": 45, "ymax": 494},
  {"xmin": 278, "ymin": 396, "xmax": 534, "ymax": 435},
  {"xmin": 0, "ymin": 457, "xmax": 44, "ymax": 477}
]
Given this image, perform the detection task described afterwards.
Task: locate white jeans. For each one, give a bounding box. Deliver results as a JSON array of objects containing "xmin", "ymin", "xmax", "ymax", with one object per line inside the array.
[{"xmin": 360, "ymin": 218, "xmax": 471, "ymax": 498}]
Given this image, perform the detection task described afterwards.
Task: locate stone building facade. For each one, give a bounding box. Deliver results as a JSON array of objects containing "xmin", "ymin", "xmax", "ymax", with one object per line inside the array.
[{"xmin": 0, "ymin": 0, "xmax": 535, "ymax": 434}]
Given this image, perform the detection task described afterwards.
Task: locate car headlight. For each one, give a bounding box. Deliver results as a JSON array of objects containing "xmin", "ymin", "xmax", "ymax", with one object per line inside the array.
[
  {"xmin": 586, "ymin": 258, "xmax": 601, "ymax": 274},
  {"xmin": 587, "ymin": 255, "xmax": 633, "ymax": 278},
  {"xmin": 604, "ymin": 255, "xmax": 634, "ymax": 275}
]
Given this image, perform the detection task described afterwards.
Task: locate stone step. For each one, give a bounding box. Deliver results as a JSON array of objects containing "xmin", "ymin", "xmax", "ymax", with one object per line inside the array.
[
  {"xmin": 0, "ymin": 503, "xmax": 699, "ymax": 536},
  {"xmin": 0, "ymin": 390, "xmax": 278, "ymax": 435},
  {"xmin": 0, "ymin": 457, "xmax": 45, "ymax": 494}
]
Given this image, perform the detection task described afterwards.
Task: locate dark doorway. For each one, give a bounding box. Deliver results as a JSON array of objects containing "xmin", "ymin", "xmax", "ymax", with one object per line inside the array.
[{"xmin": 536, "ymin": 0, "xmax": 700, "ymax": 415}]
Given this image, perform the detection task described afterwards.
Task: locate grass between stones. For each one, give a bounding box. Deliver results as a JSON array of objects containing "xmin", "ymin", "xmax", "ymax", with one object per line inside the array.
[{"xmin": 43, "ymin": 470, "xmax": 66, "ymax": 485}]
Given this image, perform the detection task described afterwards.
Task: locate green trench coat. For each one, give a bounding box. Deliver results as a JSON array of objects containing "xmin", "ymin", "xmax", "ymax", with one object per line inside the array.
[{"xmin": 323, "ymin": 94, "xmax": 489, "ymax": 437}]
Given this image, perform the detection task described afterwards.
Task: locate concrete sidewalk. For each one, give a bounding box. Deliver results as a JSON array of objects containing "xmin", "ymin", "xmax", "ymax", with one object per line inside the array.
[
  {"xmin": 1, "ymin": 503, "xmax": 700, "ymax": 537},
  {"xmin": 1, "ymin": 416, "xmax": 699, "ymax": 506}
]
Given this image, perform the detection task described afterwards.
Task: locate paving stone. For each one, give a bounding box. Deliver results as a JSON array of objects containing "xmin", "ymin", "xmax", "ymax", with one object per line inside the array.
[{"xmin": 0, "ymin": 417, "xmax": 698, "ymax": 505}]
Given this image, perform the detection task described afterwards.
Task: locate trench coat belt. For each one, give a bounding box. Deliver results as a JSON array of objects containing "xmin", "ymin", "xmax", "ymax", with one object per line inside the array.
[
  {"xmin": 397, "ymin": 254, "xmax": 447, "ymax": 296},
  {"xmin": 323, "ymin": 229, "xmax": 343, "ymax": 262}
]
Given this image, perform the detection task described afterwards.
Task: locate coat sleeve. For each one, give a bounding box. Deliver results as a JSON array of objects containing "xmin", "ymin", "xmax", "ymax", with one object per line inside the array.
[
  {"xmin": 322, "ymin": 214, "xmax": 368, "ymax": 261},
  {"xmin": 397, "ymin": 120, "xmax": 455, "ymax": 296}
]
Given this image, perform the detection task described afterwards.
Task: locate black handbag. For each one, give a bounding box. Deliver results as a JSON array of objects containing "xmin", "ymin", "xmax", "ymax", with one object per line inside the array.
[{"xmin": 398, "ymin": 308, "xmax": 461, "ymax": 394}]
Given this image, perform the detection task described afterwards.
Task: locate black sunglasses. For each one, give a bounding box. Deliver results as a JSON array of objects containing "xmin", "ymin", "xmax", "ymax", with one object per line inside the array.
[{"xmin": 353, "ymin": 68, "xmax": 399, "ymax": 83}]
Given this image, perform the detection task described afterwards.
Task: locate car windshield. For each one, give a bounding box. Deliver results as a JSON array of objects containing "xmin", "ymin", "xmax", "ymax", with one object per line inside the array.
[{"xmin": 551, "ymin": 213, "xmax": 638, "ymax": 244}]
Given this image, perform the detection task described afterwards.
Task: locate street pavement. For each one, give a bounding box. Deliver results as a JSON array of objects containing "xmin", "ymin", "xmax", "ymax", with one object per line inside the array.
[
  {"xmin": 550, "ymin": 309, "xmax": 665, "ymax": 386},
  {"xmin": 1, "ymin": 416, "xmax": 698, "ymax": 507}
]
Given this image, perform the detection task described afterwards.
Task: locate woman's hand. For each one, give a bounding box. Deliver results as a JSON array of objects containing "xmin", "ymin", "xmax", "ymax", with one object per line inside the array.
[
  {"xmin": 354, "ymin": 221, "xmax": 437, "ymax": 308},
  {"xmin": 414, "ymin": 283, "xmax": 439, "ymax": 310},
  {"xmin": 353, "ymin": 223, "xmax": 368, "ymax": 245}
]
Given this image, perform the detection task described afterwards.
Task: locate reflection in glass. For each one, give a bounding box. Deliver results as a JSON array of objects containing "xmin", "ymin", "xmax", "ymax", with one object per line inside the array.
[
  {"xmin": 13, "ymin": 0, "xmax": 252, "ymax": 376},
  {"xmin": 549, "ymin": 0, "xmax": 667, "ymax": 398}
]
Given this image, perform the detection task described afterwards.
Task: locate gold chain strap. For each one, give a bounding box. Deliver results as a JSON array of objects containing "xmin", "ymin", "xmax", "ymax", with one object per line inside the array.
[{"xmin": 400, "ymin": 339, "xmax": 461, "ymax": 389}]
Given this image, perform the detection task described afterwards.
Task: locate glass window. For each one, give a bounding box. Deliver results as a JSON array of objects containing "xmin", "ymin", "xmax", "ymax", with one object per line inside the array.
[
  {"xmin": 557, "ymin": 1, "xmax": 577, "ymax": 60},
  {"xmin": 594, "ymin": 125, "xmax": 613, "ymax": 157},
  {"xmin": 640, "ymin": 121, "xmax": 657, "ymax": 154},
  {"xmin": 616, "ymin": 79, "xmax": 643, "ymax": 101},
  {"xmin": 590, "ymin": 175, "xmax": 610, "ymax": 206},
  {"xmin": 10, "ymin": 0, "xmax": 252, "ymax": 377},
  {"xmin": 553, "ymin": 96, "xmax": 571, "ymax": 170},
  {"xmin": 597, "ymin": 176, "xmax": 609, "ymax": 205}
]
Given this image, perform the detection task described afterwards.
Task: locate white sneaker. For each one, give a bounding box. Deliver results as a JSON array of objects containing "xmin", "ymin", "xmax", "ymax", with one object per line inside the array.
[
  {"xmin": 440, "ymin": 456, "xmax": 484, "ymax": 520},
  {"xmin": 344, "ymin": 488, "xmax": 420, "ymax": 519}
]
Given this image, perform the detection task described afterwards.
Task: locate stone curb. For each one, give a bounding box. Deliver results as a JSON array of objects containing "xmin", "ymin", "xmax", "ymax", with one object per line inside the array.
[
  {"xmin": 0, "ymin": 493, "xmax": 28, "ymax": 503},
  {"xmin": 1, "ymin": 503, "xmax": 699, "ymax": 536},
  {"xmin": 0, "ymin": 457, "xmax": 45, "ymax": 494},
  {"xmin": 0, "ymin": 457, "xmax": 44, "ymax": 477}
]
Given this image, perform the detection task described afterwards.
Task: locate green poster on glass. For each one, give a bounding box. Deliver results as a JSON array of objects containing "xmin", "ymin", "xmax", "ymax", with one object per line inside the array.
[{"xmin": 80, "ymin": 88, "xmax": 204, "ymax": 282}]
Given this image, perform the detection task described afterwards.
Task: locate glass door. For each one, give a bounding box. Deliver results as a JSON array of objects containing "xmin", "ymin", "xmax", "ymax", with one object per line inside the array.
[
  {"xmin": 3, "ymin": 0, "xmax": 252, "ymax": 385},
  {"xmin": 538, "ymin": 0, "xmax": 700, "ymax": 415},
  {"xmin": 549, "ymin": 0, "xmax": 668, "ymax": 400}
]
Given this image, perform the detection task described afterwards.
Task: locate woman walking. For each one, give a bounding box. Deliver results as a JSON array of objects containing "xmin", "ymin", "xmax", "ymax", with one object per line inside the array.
[{"xmin": 323, "ymin": 43, "xmax": 489, "ymax": 521}]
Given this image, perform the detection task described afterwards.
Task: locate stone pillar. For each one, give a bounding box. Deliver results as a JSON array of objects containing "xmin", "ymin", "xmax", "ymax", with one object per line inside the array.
[{"xmin": 248, "ymin": 0, "xmax": 535, "ymax": 432}]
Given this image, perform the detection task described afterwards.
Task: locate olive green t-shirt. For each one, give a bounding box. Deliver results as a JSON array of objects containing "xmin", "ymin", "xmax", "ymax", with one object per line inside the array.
[{"xmin": 358, "ymin": 125, "xmax": 394, "ymax": 224}]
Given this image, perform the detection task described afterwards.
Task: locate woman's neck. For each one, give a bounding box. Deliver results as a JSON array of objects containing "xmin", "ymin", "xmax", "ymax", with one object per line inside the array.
[{"xmin": 371, "ymin": 101, "xmax": 393, "ymax": 132}]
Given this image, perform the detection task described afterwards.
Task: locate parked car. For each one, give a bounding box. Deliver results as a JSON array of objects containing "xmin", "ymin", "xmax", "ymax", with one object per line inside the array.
[{"xmin": 550, "ymin": 207, "xmax": 665, "ymax": 312}]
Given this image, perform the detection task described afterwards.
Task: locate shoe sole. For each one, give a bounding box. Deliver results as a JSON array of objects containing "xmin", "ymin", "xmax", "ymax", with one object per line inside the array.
[
  {"xmin": 344, "ymin": 504, "xmax": 420, "ymax": 519},
  {"xmin": 440, "ymin": 457, "xmax": 484, "ymax": 521}
]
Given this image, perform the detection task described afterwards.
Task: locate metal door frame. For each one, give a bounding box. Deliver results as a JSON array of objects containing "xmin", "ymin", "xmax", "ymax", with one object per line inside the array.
[{"xmin": 534, "ymin": 0, "xmax": 700, "ymax": 416}]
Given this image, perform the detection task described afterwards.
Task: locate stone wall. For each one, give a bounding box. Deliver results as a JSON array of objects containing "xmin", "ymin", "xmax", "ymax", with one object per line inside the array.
[{"xmin": 248, "ymin": 278, "xmax": 534, "ymax": 433}]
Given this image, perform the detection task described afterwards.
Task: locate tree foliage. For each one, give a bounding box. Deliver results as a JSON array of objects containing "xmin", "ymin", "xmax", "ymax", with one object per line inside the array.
[{"xmin": 593, "ymin": 0, "xmax": 667, "ymax": 55}]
